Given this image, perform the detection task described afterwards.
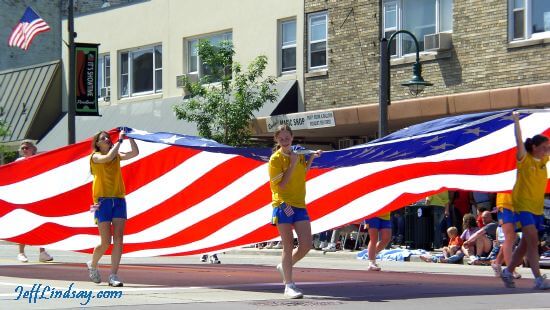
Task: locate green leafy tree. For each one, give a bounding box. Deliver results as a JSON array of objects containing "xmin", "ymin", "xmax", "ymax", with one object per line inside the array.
[
  {"xmin": 174, "ymin": 40, "xmax": 278, "ymax": 146},
  {"xmin": 0, "ymin": 120, "xmax": 16, "ymax": 164}
]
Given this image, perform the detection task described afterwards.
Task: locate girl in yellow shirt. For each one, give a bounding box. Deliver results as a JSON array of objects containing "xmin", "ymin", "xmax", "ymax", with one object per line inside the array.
[
  {"xmin": 501, "ymin": 112, "xmax": 549, "ymax": 290},
  {"xmin": 87, "ymin": 129, "xmax": 139, "ymax": 287},
  {"xmin": 268, "ymin": 124, "xmax": 320, "ymax": 299}
]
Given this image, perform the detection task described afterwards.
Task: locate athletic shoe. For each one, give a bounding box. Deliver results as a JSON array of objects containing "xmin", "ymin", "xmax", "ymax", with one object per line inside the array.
[
  {"xmin": 86, "ymin": 261, "xmax": 101, "ymax": 284},
  {"xmin": 284, "ymin": 283, "xmax": 303, "ymax": 299},
  {"xmin": 491, "ymin": 263, "xmax": 502, "ymax": 277},
  {"xmin": 513, "ymin": 271, "xmax": 522, "ymax": 279},
  {"xmin": 467, "ymin": 255, "xmax": 479, "ymax": 265},
  {"xmin": 39, "ymin": 251, "xmax": 53, "ymax": 262},
  {"xmin": 272, "ymin": 242, "xmax": 283, "ymax": 249},
  {"xmin": 17, "ymin": 253, "xmax": 28, "ymax": 263},
  {"xmin": 500, "ymin": 268, "xmax": 515, "ymax": 288},
  {"xmin": 368, "ymin": 262, "xmax": 381, "ymax": 271},
  {"xmin": 322, "ymin": 243, "xmax": 337, "ymax": 252},
  {"xmin": 200, "ymin": 254, "xmax": 208, "ymax": 262},
  {"xmin": 534, "ymin": 275, "xmax": 550, "ymax": 290},
  {"xmin": 209, "ymin": 254, "xmax": 221, "ymax": 264},
  {"xmin": 108, "ymin": 274, "xmax": 123, "ymax": 287},
  {"xmin": 276, "ymin": 263, "xmax": 285, "ymax": 283}
]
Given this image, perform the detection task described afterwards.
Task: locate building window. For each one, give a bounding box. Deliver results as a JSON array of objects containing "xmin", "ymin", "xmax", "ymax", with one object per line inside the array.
[
  {"xmin": 280, "ymin": 19, "xmax": 296, "ymax": 73},
  {"xmin": 509, "ymin": 0, "xmax": 550, "ymax": 40},
  {"xmin": 120, "ymin": 44, "xmax": 162, "ymax": 98},
  {"xmin": 308, "ymin": 11, "xmax": 328, "ymax": 71},
  {"xmin": 382, "ymin": 0, "xmax": 453, "ymax": 57},
  {"xmin": 187, "ymin": 31, "xmax": 232, "ymax": 81},
  {"xmin": 97, "ymin": 54, "xmax": 110, "ymax": 100}
]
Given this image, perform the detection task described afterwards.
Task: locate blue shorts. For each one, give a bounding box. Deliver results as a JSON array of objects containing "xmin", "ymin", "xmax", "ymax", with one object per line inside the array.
[
  {"xmin": 515, "ymin": 211, "xmax": 544, "ymax": 231},
  {"xmin": 364, "ymin": 217, "xmax": 392, "ymax": 230},
  {"xmin": 271, "ymin": 203, "xmax": 309, "ymax": 225},
  {"xmin": 94, "ymin": 197, "xmax": 127, "ymax": 224},
  {"xmin": 498, "ymin": 208, "xmax": 516, "ymax": 225}
]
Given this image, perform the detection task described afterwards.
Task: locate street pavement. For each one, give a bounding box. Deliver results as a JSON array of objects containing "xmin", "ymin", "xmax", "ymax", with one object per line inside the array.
[{"xmin": 0, "ymin": 243, "xmax": 548, "ymax": 309}]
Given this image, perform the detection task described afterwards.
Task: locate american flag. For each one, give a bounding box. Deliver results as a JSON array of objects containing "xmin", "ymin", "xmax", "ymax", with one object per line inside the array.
[
  {"xmin": 8, "ymin": 7, "xmax": 51, "ymax": 51},
  {"xmin": 0, "ymin": 109, "xmax": 548, "ymax": 257}
]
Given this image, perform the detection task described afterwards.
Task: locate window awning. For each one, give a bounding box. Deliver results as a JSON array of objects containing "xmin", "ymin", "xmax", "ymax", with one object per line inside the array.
[{"xmin": 0, "ymin": 60, "xmax": 61, "ymax": 147}]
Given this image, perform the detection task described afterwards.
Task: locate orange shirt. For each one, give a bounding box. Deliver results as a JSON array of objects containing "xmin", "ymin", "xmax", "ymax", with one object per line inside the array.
[{"xmin": 448, "ymin": 236, "xmax": 463, "ymax": 247}]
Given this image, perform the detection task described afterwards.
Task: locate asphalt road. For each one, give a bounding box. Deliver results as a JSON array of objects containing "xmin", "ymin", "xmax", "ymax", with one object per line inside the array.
[{"xmin": 0, "ymin": 244, "xmax": 548, "ymax": 309}]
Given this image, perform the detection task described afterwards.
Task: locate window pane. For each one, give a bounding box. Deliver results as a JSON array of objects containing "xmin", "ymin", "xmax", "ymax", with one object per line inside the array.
[
  {"xmin": 155, "ymin": 45, "xmax": 162, "ymax": 69},
  {"xmin": 532, "ymin": 0, "xmax": 550, "ymax": 33},
  {"xmin": 105, "ymin": 56, "xmax": 110, "ymax": 88},
  {"xmin": 514, "ymin": 10, "xmax": 525, "ymax": 39},
  {"xmin": 132, "ymin": 49, "xmax": 154, "ymax": 93},
  {"xmin": 121, "ymin": 52, "xmax": 128, "ymax": 74},
  {"xmin": 188, "ymin": 40, "xmax": 198, "ymax": 73},
  {"xmin": 155, "ymin": 69, "xmax": 162, "ymax": 92},
  {"xmin": 97, "ymin": 57, "xmax": 103, "ymax": 93},
  {"xmin": 310, "ymin": 41, "xmax": 326, "ymax": 67},
  {"xmin": 282, "ymin": 21, "xmax": 296, "ymax": 46},
  {"xmin": 403, "ymin": 0, "xmax": 436, "ymax": 54},
  {"xmin": 439, "ymin": 0, "xmax": 453, "ymax": 32},
  {"xmin": 385, "ymin": 30, "xmax": 396, "ymax": 56},
  {"xmin": 384, "ymin": 2, "xmax": 397, "ymax": 29},
  {"xmin": 513, "ymin": 0, "xmax": 524, "ymax": 9},
  {"xmin": 121, "ymin": 74, "xmax": 128, "ymax": 96},
  {"xmin": 310, "ymin": 14, "xmax": 327, "ymax": 41},
  {"xmin": 282, "ymin": 47, "xmax": 296, "ymax": 72}
]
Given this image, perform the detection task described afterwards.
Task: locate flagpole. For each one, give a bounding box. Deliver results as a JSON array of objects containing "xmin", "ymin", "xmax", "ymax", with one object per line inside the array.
[{"xmin": 67, "ymin": 0, "xmax": 76, "ymax": 144}]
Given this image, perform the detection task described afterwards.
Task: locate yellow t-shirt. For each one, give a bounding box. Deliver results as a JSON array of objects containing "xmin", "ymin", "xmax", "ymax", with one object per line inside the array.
[
  {"xmin": 268, "ymin": 149, "xmax": 307, "ymax": 208},
  {"xmin": 90, "ymin": 153, "xmax": 125, "ymax": 204},
  {"xmin": 377, "ymin": 212, "xmax": 391, "ymax": 221},
  {"xmin": 426, "ymin": 191, "xmax": 449, "ymax": 207},
  {"xmin": 512, "ymin": 154, "xmax": 548, "ymax": 215},
  {"xmin": 496, "ymin": 192, "xmax": 513, "ymax": 211}
]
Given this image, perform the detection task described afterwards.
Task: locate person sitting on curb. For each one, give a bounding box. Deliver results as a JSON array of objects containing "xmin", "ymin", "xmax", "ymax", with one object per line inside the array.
[
  {"xmin": 420, "ymin": 226, "xmax": 464, "ymax": 263},
  {"xmin": 464, "ymin": 211, "xmax": 497, "ymax": 264}
]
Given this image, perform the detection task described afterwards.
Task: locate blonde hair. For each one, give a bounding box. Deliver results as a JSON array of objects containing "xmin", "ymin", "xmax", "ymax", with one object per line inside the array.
[
  {"xmin": 446, "ymin": 226, "xmax": 458, "ymax": 236},
  {"xmin": 19, "ymin": 140, "xmax": 37, "ymax": 155}
]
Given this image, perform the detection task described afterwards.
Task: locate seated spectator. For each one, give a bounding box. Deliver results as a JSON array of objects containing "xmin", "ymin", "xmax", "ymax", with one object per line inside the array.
[
  {"xmin": 420, "ymin": 226, "xmax": 464, "ymax": 264},
  {"xmin": 462, "ymin": 211, "xmax": 495, "ymax": 263}
]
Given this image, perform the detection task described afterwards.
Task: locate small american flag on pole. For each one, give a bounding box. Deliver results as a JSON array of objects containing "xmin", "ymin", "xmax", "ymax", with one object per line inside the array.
[
  {"xmin": 283, "ymin": 204, "xmax": 295, "ymax": 217},
  {"xmin": 8, "ymin": 7, "xmax": 51, "ymax": 51}
]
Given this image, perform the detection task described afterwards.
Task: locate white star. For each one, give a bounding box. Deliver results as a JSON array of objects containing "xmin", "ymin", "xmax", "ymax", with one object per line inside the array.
[
  {"xmin": 431, "ymin": 142, "xmax": 455, "ymax": 151},
  {"xmin": 129, "ymin": 129, "xmax": 150, "ymax": 136},
  {"xmin": 384, "ymin": 151, "xmax": 402, "ymax": 159},
  {"xmin": 422, "ymin": 136, "xmax": 441, "ymax": 144},
  {"xmin": 500, "ymin": 114, "xmax": 515, "ymax": 121},
  {"xmin": 351, "ymin": 148, "xmax": 376, "ymax": 158},
  {"xmin": 160, "ymin": 135, "xmax": 183, "ymax": 144},
  {"xmin": 370, "ymin": 149, "xmax": 387, "ymax": 159},
  {"xmin": 463, "ymin": 127, "xmax": 487, "ymax": 136}
]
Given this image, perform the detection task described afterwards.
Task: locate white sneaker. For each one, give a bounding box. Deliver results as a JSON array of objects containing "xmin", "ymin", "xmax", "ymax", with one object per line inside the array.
[
  {"xmin": 284, "ymin": 283, "xmax": 303, "ymax": 299},
  {"xmin": 39, "ymin": 251, "xmax": 53, "ymax": 262},
  {"xmin": 86, "ymin": 261, "xmax": 101, "ymax": 284},
  {"xmin": 108, "ymin": 274, "xmax": 123, "ymax": 287},
  {"xmin": 534, "ymin": 275, "xmax": 550, "ymax": 290},
  {"xmin": 209, "ymin": 254, "xmax": 221, "ymax": 264},
  {"xmin": 319, "ymin": 241, "xmax": 328, "ymax": 249},
  {"xmin": 200, "ymin": 254, "xmax": 208, "ymax": 262},
  {"xmin": 17, "ymin": 253, "xmax": 28, "ymax": 263},
  {"xmin": 368, "ymin": 262, "xmax": 381, "ymax": 271},
  {"xmin": 491, "ymin": 263, "xmax": 502, "ymax": 277},
  {"xmin": 272, "ymin": 242, "xmax": 283, "ymax": 249},
  {"xmin": 276, "ymin": 263, "xmax": 285, "ymax": 283},
  {"xmin": 322, "ymin": 243, "xmax": 337, "ymax": 252},
  {"xmin": 513, "ymin": 271, "xmax": 522, "ymax": 279}
]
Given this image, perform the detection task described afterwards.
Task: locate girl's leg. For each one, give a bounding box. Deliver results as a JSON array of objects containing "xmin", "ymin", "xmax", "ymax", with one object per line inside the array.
[
  {"xmin": 376, "ymin": 228, "xmax": 392, "ymax": 252},
  {"xmin": 110, "ymin": 218, "xmax": 126, "ymax": 275},
  {"xmin": 506, "ymin": 231, "xmax": 528, "ymax": 274},
  {"xmin": 18, "ymin": 244, "xmax": 25, "ymax": 254},
  {"xmin": 475, "ymin": 236, "xmax": 492, "ymax": 256},
  {"xmin": 277, "ymin": 223, "xmax": 295, "ymax": 284},
  {"xmin": 521, "ymin": 225, "xmax": 542, "ymax": 278},
  {"xmin": 292, "ymin": 220, "xmax": 312, "ymax": 265},
  {"xmin": 91, "ymin": 222, "xmax": 112, "ymax": 268},
  {"xmin": 501, "ymin": 222, "xmax": 516, "ymax": 267},
  {"xmin": 367, "ymin": 228, "xmax": 379, "ymax": 262}
]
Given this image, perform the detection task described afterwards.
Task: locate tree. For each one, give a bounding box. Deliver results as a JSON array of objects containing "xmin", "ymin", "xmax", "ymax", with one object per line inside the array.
[
  {"xmin": 0, "ymin": 120, "xmax": 14, "ymax": 164},
  {"xmin": 174, "ymin": 40, "xmax": 278, "ymax": 146}
]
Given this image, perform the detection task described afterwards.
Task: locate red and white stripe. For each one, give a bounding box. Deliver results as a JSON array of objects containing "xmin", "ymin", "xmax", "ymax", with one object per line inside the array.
[
  {"xmin": 8, "ymin": 19, "xmax": 50, "ymax": 50},
  {"xmin": 0, "ymin": 114, "xmax": 548, "ymax": 257}
]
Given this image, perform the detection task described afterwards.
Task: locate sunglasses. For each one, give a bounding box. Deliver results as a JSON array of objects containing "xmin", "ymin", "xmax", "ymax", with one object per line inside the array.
[{"xmin": 20, "ymin": 146, "xmax": 31, "ymax": 150}]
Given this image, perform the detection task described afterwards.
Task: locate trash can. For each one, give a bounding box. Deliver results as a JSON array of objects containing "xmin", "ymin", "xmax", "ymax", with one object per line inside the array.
[{"xmin": 404, "ymin": 204, "xmax": 435, "ymax": 250}]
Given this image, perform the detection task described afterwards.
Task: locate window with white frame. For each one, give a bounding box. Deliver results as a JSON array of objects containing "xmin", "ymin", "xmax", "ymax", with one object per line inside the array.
[
  {"xmin": 280, "ymin": 19, "xmax": 296, "ymax": 73},
  {"xmin": 97, "ymin": 54, "xmax": 110, "ymax": 100},
  {"xmin": 383, "ymin": 0, "xmax": 453, "ymax": 57},
  {"xmin": 120, "ymin": 45, "xmax": 162, "ymax": 97},
  {"xmin": 510, "ymin": 0, "xmax": 550, "ymax": 40},
  {"xmin": 187, "ymin": 32, "xmax": 232, "ymax": 81},
  {"xmin": 308, "ymin": 11, "xmax": 328, "ymax": 70}
]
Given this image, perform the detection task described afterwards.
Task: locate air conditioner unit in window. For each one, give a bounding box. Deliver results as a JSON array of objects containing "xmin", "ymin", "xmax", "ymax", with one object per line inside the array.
[
  {"xmin": 100, "ymin": 87, "xmax": 110, "ymax": 101},
  {"xmin": 338, "ymin": 138, "xmax": 354, "ymax": 150},
  {"xmin": 176, "ymin": 73, "xmax": 199, "ymax": 88},
  {"xmin": 424, "ymin": 32, "xmax": 452, "ymax": 51}
]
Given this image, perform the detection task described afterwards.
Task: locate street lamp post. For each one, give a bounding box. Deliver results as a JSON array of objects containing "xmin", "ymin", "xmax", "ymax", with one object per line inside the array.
[{"xmin": 379, "ymin": 30, "xmax": 433, "ymax": 137}]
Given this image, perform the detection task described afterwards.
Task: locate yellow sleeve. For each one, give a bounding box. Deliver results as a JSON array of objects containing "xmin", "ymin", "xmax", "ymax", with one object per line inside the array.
[{"xmin": 268, "ymin": 154, "xmax": 284, "ymax": 186}]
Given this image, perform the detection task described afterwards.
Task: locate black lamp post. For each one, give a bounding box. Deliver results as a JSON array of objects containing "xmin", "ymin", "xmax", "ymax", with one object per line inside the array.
[{"xmin": 379, "ymin": 30, "xmax": 433, "ymax": 137}]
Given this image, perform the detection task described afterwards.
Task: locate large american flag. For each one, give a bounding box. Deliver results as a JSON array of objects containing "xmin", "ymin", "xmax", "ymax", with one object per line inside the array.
[
  {"xmin": 0, "ymin": 109, "xmax": 548, "ymax": 257},
  {"xmin": 7, "ymin": 7, "xmax": 51, "ymax": 51}
]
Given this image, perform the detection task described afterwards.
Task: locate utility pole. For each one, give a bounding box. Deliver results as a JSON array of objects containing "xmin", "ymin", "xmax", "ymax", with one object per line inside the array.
[{"xmin": 67, "ymin": 0, "xmax": 76, "ymax": 144}]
